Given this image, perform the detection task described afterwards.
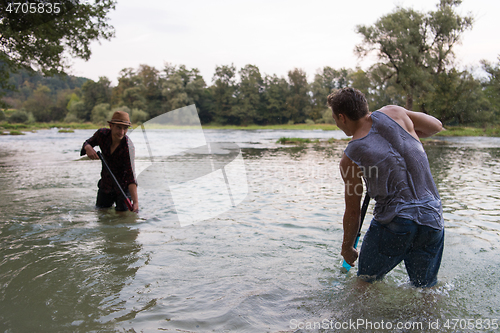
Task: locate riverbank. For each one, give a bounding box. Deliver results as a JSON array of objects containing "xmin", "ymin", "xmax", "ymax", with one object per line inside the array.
[
  {"xmin": 1, "ymin": 121, "xmax": 499, "ymax": 136},
  {"xmin": 435, "ymin": 126, "xmax": 500, "ymax": 137}
]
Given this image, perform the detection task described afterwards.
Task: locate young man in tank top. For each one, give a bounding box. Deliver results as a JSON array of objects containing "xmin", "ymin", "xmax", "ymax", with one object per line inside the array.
[{"xmin": 328, "ymin": 87, "xmax": 444, "ymax": 288}]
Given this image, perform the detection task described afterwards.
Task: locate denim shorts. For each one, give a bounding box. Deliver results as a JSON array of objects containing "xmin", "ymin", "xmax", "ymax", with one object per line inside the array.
[{"xmin": 357, "ymin": 217, "xmax": 444, "ymax": 288}]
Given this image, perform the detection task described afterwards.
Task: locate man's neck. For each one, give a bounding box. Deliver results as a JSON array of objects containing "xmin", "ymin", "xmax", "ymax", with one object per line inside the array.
[{"xmin": 350, "ymin": 113, "xmax": 373, "ymax": 140}]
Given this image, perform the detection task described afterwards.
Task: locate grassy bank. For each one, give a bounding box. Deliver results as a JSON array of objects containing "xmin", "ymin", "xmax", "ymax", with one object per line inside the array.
[
  {"xmin": 202, "ymin": 123, "xmax": 340, "ymax": 130},
  {"xmin": 436, "ymin": 126, "xmax": 500, "ymax": 137},
  {"xmin": 1, "ymin": 121, "xmax": 500, "ymax": 137},
  {"xmin": 203, "ymin": 124, "xmax": 500, "ymax": 136},
  {"xmin": 0, "ymin": 121, "xmax": 99, "ymax": 131},
  {"xmin": 0, "ymin": 121, "xmax": 340, "ymax": 131},
  {"xmin": 276, "ymin": 137, "xmax": 320, "ymax": 144}
]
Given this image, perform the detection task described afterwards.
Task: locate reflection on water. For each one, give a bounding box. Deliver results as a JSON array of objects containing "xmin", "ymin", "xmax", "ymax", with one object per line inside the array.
[
  {"xmin": 0, "ymin": 130, "xmax": 499, "ymax": 332},
  {"xmin": 0, "ymin": 210, "xmax": 141, "ymax": 331}
]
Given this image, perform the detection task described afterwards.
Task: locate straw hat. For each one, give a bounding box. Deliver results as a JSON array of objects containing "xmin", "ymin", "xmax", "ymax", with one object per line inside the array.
[{"xmin": 107, "ymin": 111, "xmax": 131, "ymax": 126}]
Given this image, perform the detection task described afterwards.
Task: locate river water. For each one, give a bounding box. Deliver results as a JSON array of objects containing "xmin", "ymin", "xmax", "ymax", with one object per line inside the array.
[{"xmin": 0, "ymin": 129, "xmax": 499, "ymax": 333}]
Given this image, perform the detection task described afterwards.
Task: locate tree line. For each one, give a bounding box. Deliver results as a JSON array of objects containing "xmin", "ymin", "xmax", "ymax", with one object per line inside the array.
[
  {"xmin": 2, "ymin": 58, "xmax": 499, "ymax": 126},
  {"xmin": 1, "ymin": 0, "xmax": 499, "ymax": 126}
]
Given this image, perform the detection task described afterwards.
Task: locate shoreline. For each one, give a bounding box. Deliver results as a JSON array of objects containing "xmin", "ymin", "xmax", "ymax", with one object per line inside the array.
[{"xmin": 1, "ymin": 121, "xmax": 499, "ymax": 137}]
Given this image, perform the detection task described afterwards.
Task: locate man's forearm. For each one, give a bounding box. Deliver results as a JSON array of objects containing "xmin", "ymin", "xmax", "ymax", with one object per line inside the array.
[
  {"xmin": 128, "ymin": 183, "xmax": 139, "ymax": 213},
  {"xmin": 128, "ymin": 183, "xmax": 138, "ymax": 203},
  {"xmin": 342, "ymin": 210, "xmax": 360, "ymax": 250},
  {"xmin": 341, "ymin": 210, "xmax": 361, "ymax": 266},
  {"xmin": 406, "ymin": 110, "xmax": 444, "ymax": 138}
]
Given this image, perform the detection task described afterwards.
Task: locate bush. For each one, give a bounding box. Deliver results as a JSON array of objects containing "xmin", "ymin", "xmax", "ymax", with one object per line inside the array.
[
  {"xmin": 49, "ymin": 106, "xmax": 67, "ymax": 122},
  {"xmin": 64, "ymin": 112, "xmax": 80, "ymax": 123},
  {"xmin": 68, "ymin": 101, "xmax": 87, "ymax": 121},
  {"xmin": 0, "ymin": 110, "xmax": 5, "ymax": 121},
  {"xmin": 91, "ymin": 103, "xmax": 111, "ymax": 125},
  {"xmin": 27, "ymin": 112, "xmax": 35, "ymax": 124},
  {"xmin": 8, "ymin": 110, "xmax": 29, "ymax": 123},
  {"xmin": 131, "ymin": 109, "xmax": 149, "ymax": 124},
  {"xmin": 322, "ymin": 109, "xmax": 335, "ymax": 124}
]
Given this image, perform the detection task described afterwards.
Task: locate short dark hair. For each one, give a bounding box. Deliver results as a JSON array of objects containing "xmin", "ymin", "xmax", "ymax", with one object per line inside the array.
[{"xmin": 327, "ymin": 87, "xmax": 369, "ymax": 121}]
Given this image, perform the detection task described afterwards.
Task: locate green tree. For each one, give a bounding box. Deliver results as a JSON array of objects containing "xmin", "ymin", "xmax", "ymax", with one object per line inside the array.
[
  {"xmin": 91, "ymin": 103, "xmax": 111, "ymax": 125},
  {"xmin": 8, "ymin": 109, "xmax": 29, "ymax": 123},
  {"xmin": 2, "ymin": 68, "xmax": 87, "ymax": 112},
  {"xmin": 423, "ymin": 69, "xmax": 491, "ymax": 125},
  {"xmin": 80, "ymin": 77, "xmax": 112, "ymax": 121},
  {"xmin": 481, "ymin": 57, "xmax": 500, "ymax": 120},
  {"xmin": 131, "ymin": 108, "xmax": 149, "ymax": 124},
  {"xmin": 136, "ymin": 64, "xmax": 163, "ymax": 118},
  {"xmin": 363, "ymin": 65, "xmax": 406, "ymax": 110},
  {"xmin": 66, "ymin": 92, "xmax": 81, "ymax": 110},
  {"xmin": 54, "ymin": 89, "xmax": 70, "ymax": 109},
  {"xmin": 111, "ymin": 68, "xmax": 139, "ymax": 107},
  {"xmin": 162, "ymin": 64, "xmax": 206, "ymax": 114},
  {"xmin": 66, "ymin": 100, "xmax": 86, "ymax": 122},
  {"xmin": 211, "ymin": 64, "xmax": 237, "ymax": 124},
  {"xmin": 232, "ymin": 64, "xmax": 264, "ymax": 125},
  {"xmin": 122, "ymin": 86, "xmax": 146, "ymax": 111},
  {"xmin": 349, "ymin": 68, "xmax": 371, "ymax": 98},
  {"xmin": 179, "ymin": 66, "xmax": 205, "ymax": 107},
  {"xmin": 286, "ymin": 68, "xmax": 311, "ymax": 123},
  {"xmin": 355, "ymin": 0, "xmax": 473, "ymax": 110},
  {"xmin": 197, "ymin": 87, "xmax": 215, "ymax": 124},
  {"xmin": 162, "ymin": 66, "xmax": 188, "ymax": 111},
  {"xmin": 311, "ymin": 67, "xmax": 351, "ymax": 121},
  {"xmin": 0, "ymin": 0, "xmax": 116, "ymax": 106},
  {"xmin": 47, "ymin": 106, "xmax": 66, "ymax": 122},
  {"xmin": 262, "ymin": 74, "xmax": 289, "ymax": 124},
  {"xmin": 23, "ymin": 84, "xmax": 53, "ymax": 122}
]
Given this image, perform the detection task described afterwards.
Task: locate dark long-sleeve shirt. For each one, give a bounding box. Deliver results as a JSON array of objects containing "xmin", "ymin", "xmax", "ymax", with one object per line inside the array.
[{"xmin": 81, "ymin": 128, "xmax": 136, "ymax": 194}]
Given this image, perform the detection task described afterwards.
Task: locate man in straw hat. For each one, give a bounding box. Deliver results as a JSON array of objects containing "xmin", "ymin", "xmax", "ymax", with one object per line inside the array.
[{"xmin": 81, "ymin": 110, "xmax": 139, "ymax": 212}]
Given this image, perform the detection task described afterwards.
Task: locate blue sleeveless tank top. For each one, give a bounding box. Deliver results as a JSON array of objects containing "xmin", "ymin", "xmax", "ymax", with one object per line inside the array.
[{"xmin": 343, "ymin": 111, "xmax": 443, "ymax": 229}]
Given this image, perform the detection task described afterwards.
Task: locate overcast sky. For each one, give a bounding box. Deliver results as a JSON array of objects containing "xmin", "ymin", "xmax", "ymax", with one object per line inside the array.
[{"xmin": 69, "ymin": 0, "xmax": 500, "ymax": 85}]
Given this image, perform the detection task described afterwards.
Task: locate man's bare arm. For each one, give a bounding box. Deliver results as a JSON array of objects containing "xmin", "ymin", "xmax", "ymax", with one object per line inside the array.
[
  {"xmin": 405, "ymin": 110, "xmax": 444, "ymax": 138},
  {"xmin": 84, "ymin": 143, "xmax": 99, "ymax": 160},
  {"xmin": 339, "ymin": 154, "xmax": 363, "ymax": 266}
]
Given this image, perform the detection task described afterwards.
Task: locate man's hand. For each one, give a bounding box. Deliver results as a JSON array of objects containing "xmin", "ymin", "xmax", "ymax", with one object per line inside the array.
[
  {"xmin": 128, "ymin": 183, "xmax": 139, "ymax": 213},
  {"xmin": 341, "ymin": 245, "xmax": 359, "ymax": 267},
  {"xmin": 85, "ymin": 144, "xmax": 99, "ymax": 160},
  {"xmin": 132, "ymin": 201, "xmax": 139, "ymax": 213}
]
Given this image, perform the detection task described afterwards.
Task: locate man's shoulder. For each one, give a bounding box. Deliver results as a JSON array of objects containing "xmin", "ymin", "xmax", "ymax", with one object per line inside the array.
[
  {"xmin": 94, "ymin": 128, "xmax": 111, "ymax": 136},
  {"xmin": 87, "ymin": 128, "xmax": 111, "ymax": 144},
  {"xmin": 375, "ymin": 105, "xmax": 414, "ymax": 132},
  {"xmin": 376, "ymin": 105, "xmax": 407, "ymax": 120},
  {"xmin": 339, "ymin": 153, "xmax": 359, "ymax": 177}
]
